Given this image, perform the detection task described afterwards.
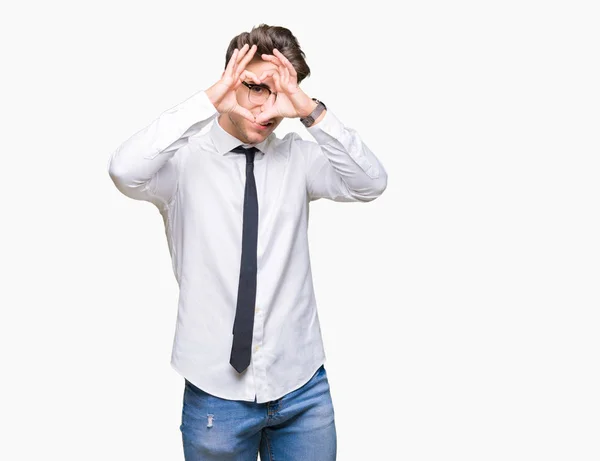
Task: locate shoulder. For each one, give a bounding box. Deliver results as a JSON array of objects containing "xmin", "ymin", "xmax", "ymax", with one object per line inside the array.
[{"xmin": 186, "ymin": 122, "xmax": 216, "ymax": 153}]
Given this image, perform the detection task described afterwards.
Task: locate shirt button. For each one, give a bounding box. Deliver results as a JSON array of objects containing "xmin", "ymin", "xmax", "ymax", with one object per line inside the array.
[
  {"xmin": 254, "ymin": 345, "xmax": 260, "ymax": 352},
  {"xmin": 255, "ymin": 307, "xmax": 261, "ymax": 313}
]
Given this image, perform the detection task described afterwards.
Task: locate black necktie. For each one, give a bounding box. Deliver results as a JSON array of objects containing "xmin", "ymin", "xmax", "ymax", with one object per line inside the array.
[{"xmin": 229, "ymin": 146, "xmax": 259, "ymax": 373}]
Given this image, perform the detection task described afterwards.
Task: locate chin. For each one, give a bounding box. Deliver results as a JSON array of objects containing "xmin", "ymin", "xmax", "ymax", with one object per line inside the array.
[{"xmin": 243, "ymin": 123, "xmax": 274, "ymax": 143}]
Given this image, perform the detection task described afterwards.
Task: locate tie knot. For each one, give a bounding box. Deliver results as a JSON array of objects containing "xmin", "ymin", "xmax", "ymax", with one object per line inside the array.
[{"xmin": 231, "ymin": 146, "xmax": 259, "ymax": 164}]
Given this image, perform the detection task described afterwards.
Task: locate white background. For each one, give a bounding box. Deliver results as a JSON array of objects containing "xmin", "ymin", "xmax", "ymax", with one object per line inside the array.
[{"xmin": 1, "ymin": 0, "xmax": 599, "ymax": 459}]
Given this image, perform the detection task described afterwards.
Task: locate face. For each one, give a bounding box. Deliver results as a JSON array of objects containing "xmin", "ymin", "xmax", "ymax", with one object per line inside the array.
[{"xmin": 218, "ymin": 59, "xmax": 283, "ymax": 144}]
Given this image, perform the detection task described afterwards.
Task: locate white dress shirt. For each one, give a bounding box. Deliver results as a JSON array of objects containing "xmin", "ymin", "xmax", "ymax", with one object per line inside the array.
[{"xmin": 108, "ymin": 90, "xmax": 387, "ymax": 403}]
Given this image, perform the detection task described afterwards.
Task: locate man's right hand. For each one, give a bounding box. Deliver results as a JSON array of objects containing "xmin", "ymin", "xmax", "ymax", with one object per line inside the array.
[{"xmin": 206, "ymin": 44, "xmax": 259, "ymax": 123}]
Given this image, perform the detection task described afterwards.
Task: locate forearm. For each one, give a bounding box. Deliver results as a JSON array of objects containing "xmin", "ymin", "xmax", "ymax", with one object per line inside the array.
[
  {"xmin": 307, "ymin": 109, "xmax": 388, "ymax": 201},
  {"xmin": 108, "ymin": 90, "xmax": 218, "ymax": 198}
]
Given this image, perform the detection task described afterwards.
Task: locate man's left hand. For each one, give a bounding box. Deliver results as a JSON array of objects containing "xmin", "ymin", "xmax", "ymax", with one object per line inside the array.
[{"xmin": 255, "ymin": 49, "xmax": 317, "ymax": 124}]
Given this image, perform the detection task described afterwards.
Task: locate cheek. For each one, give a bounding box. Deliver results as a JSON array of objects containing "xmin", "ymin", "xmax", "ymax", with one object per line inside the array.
[
  {"xmin": 235, "ymin": 89, "xmax": 248, "ymax": 107},
  {"xmin": 232, "ymin": 114, "xmax": 251, "ymax": 131}
]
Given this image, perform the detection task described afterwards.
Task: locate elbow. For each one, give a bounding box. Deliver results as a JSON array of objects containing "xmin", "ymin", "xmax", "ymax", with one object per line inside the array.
[
  {"xmin": 107, "ymin": 146, "xmax": 142, "ymax": 191},
  {"xmin": 107, "ymin": 157, "xmax": 129, "ymax": 189},
  {"xmin": 107, "ymin": 148, "xmax": 124, "ymax": 182},
  {"xmin": 373, "ymin": 168, "xmax": 388, "ymax": 198},
  {"xmin": 107, "ymin": 160, "xmax": 120, "ymax": 184},
  {"xmin": 107, "ymin": 154, "xmax": 145, "ymax": 199},
  {"xmin": 353, "ymin": 168, "xmax": 388, "ymax": 202}
]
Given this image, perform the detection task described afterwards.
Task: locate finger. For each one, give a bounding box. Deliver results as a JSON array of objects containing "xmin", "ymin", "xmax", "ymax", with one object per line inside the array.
[
  {"xmin": 238, "ymin": 44, "xmax": 257, "ymax": 67},
  {"xmin": 257, "ymin": 68, "xmax": 277, "ymax": 82},
  {"xmin": 257, "ymin": 69, "xmax": 283, "ymax": 93},
  {"xmin": 265, "ymin": 50, "xmax": 288, "ymax": 80},
  {"xmin": 233, "ymin": 44, "xmax": 249, "ymax": 70},
  {"xmin": 261, "ymin": 53, "xmax": 277, "ymax": 64},
  {"xmin": 261, "ymin": 53, "xmax": 285, "ymax": 74},
  {"xmin": 273, "ymin": 48, "xmax": 298, "ymax": 79},
  {"xmin": 236, "ymin": 43, "xmax": 250, "ymax": 62},
  {"xmin": 282, "ymin": 63, "xmax": 290, "ymax": 83},
  {"xmin": 275, "ymin": 58, "xmax": 289, "ymax": 85},
  {"xmin": 262, "ymin": 57, "xmax": 287, "ymax": 88},
  {"xmin": 225, "ymin": 48, "xmax": 239, "ymax": 77},
  {"xmin": 255, "ymin": 107, "xmax": 279, "ymax": 124},
  {"xmin": 232, "ymin": 44, "xmax": 250, "ymax": 76},
  {"xmin": 241, "ymin": 70, "xmax": 261, "ymax": 84},
  {"xmin": 235, "ymin": 44, "xmax": 257, "ymax": 79},
  {"xmin": 271, "ymin": 71, "xmax": 284, "ymax": 93}
]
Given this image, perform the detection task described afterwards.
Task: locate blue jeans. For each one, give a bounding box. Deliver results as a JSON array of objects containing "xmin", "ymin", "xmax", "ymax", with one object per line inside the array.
[{"xmin": 180, "ymin": 365, "xmax": 337, "ymax": 460}]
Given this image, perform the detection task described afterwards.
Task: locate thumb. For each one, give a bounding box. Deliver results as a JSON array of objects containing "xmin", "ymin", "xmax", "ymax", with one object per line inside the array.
[{"xmin": 255, "ymin": 108, "xmax": 279, "ymax": 125}]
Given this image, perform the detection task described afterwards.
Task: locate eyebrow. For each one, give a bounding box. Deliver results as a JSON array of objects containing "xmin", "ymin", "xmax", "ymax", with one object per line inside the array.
[{"xmin": 255, "ymin": 83, "xmax": 272, "ymax": 91}]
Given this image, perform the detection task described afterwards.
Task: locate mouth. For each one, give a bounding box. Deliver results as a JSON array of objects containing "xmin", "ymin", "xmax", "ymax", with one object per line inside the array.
[{"xmin": 254, "ymin": 120, "xmax": 274, "ymax": 130}]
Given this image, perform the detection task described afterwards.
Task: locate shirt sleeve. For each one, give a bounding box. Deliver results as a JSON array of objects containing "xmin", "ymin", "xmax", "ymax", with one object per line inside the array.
[
  {"xmin": 108, "ymin": 90, "xmax": 218, "ymax": 208},
  {"xmin": 304, "ymin": 109, "xmax": 388, "ymax": 202}
]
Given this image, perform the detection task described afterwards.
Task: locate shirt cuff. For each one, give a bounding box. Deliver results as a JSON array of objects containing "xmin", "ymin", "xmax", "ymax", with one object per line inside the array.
[{"xmin": 305, "ymin": 109, "xmax": 344, "ymax": 142}]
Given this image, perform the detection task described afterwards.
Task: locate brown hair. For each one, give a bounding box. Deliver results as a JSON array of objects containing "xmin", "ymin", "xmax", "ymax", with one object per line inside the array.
[{"xmin": 225, "ymin": 24, "xmax": 311, "ymax": 83}]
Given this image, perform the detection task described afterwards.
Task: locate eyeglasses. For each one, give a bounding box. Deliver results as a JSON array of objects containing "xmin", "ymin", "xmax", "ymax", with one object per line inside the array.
[{"xmin": 241, "ymin": 81, "xmax": 276, "ymax": 104}]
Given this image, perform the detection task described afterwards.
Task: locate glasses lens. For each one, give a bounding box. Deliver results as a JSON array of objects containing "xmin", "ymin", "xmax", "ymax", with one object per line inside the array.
[{"xmin": 247, "ymin": 85, "xmax": 269, "ymax": 104}]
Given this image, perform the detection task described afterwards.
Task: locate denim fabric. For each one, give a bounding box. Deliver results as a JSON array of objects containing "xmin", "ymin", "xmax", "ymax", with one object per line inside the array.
[{"xmin": 180, "ymin": 365, "xmax": 337, "ymax": 460}]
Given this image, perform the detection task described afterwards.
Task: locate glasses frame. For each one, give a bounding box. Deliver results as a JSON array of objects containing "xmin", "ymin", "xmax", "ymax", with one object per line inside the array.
[{"xmin": 241, "ymin": 81, "xmax": 276, "ymax": 104}]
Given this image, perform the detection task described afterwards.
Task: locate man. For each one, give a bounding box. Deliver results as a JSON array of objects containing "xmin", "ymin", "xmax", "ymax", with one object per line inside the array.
[{"xmin": 108, "ymin": 24, "xmax": 387, "ymax": 460}]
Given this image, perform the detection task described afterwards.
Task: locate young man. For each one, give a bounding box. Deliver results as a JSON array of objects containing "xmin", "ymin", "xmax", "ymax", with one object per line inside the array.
[{"xmin": 108, "ymin": 24, "xmax": 387, "ymax": 460}]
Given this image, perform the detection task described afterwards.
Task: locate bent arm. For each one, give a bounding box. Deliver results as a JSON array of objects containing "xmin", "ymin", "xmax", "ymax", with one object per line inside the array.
[
  {"xmin": 304, "ymin": 109, "xmax": 388, "ymax": 202},
  {"xmin": 108, "ymin": 90, "xmax": 218, "ymax": 207}
]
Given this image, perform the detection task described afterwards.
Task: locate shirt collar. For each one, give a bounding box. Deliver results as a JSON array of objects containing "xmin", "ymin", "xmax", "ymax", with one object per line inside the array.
[{"xmin": 209, "ymin": 116, "xmax": 274, "ymax": 156}]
